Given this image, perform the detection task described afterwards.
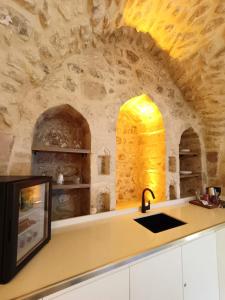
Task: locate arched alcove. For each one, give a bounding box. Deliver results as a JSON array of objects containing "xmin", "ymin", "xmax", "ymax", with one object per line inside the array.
[
  {"xmin": 179, "ymin": 127, "xmax": 202, "ymax": 197},
  {"xmin": 32, "ymin": 104, "xmax": 91, "ymax": 220},
  {"xmin": 116, "ymin": 94, "xmax": 166, "ymax": 209}
]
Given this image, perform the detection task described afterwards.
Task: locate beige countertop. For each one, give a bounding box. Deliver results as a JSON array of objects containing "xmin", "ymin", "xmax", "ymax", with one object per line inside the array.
[{"xmin": 1, "ymin": 203, "xmax": 225, "ymax": 300}]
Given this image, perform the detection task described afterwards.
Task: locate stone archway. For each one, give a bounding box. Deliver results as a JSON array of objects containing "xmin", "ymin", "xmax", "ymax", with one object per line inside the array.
[{"xmin": 116, "ymin": 94, "xmax": 166, "ymax": 209}]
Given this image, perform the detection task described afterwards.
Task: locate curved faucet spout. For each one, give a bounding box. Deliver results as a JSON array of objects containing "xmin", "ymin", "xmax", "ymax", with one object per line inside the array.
[{"xmin": 141, "ymin": 188, "xmax": 155, "ymax": 213}]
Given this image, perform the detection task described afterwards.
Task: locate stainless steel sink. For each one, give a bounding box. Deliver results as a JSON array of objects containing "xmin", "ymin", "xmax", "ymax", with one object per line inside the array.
[{"xmin": 135, "ymin": 213, "xmax": 186, "ymax": 233}]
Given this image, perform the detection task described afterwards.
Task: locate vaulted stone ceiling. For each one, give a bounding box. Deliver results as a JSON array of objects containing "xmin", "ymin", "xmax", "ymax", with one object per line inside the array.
[{"xmin": 124, "ymin": 0, "xmax": 225, "ymax": 152}]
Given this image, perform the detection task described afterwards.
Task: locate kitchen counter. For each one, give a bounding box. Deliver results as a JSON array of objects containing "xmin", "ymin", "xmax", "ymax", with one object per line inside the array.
[{"xmin": 1, "ymin": 203, "xmax": 225, "ymax": 300}]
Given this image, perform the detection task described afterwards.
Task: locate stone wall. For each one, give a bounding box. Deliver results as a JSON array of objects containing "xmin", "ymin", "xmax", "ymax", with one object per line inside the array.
[
  {"xmin": 124, "ymin": 0, "xmax": 225, "ymax": 195},
  {"xmin": 116, "ymin": 111, "xmax": 138, "ymax": 202},
  {"xmin": 0, "ymin": 0, "xmax": 206, "ymax": 210}
]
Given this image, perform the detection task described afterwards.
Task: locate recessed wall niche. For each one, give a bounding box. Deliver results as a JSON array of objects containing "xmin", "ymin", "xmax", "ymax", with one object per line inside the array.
[
  {"xmin": 96, "ymin": 191, "xmax": 110, "ymax": 213},
  {"xmin": 169, "ymin": 185, "xmax": 176, "ymax": 200},
  {"xmin": 116, "ymin": 94, "xmax": 166, "ymax": 209},
  {"xmin": 179, "ymin": 127, "xmax": 202, "ymax": 198},
  {"xmin": 32, "ymin": 104, "xmax": 91, "ymax": 221},
  {"xmin": 97, "ymin": 149, "xmax": 110, "ymax": 175}
]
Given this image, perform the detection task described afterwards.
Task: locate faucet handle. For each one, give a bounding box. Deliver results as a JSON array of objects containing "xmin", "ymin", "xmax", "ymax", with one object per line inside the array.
[{"xmin": 145, "ymin": 200, "xmax": 150, "ymax": 210}]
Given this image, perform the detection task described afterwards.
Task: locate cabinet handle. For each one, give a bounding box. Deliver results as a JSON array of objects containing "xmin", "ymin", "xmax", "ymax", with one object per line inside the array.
[{"xmin": 184, "ymin": 283, "xmax": 187, "ymax": 287}]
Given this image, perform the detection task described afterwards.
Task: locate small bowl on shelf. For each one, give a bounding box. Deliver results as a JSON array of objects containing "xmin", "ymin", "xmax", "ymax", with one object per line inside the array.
[
  {"xmin": 180, "ymin": 171, "xmax": 192, "ymax": 175},
  {"xmin": 180, "ymin": 149, "xmax": 190, "ymax": 153}
]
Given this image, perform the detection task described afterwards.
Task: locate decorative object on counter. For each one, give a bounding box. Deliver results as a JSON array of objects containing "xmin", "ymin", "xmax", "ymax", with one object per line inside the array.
[
  {"xmin": 0, "ymin": 176, "xmax": 52, "ymax": 284},
  {"xmin": 190, "ymin": 200, "xmax": 221, "ymax": 209},
  {"xmin": 57, "ymin": 173, "xmax": 64, "ymax": 185},
  {"xmin": 206, "ymin": 186, "xmax": 221, "ymax": 198},
  {"xmin": 190, "ymin": 186, "xmax": 222, "ymax": 209},
  {"xmin": 206, "ymin": 186, "xmax": 221, "ymax": 205}
]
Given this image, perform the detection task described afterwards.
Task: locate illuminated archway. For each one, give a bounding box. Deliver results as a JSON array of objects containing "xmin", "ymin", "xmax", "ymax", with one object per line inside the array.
[{"xmin": 116, "ymin": 94, "xmax": 166, "ymax": 209}]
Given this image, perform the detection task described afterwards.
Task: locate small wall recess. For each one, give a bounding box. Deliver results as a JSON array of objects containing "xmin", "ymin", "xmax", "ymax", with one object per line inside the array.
[
  {"xmin": 97, "ymin": 148, "xmax": 111, "ymax": 175},
  {"xmin": 96, "ymin": 192, "xmax": 110, "ymax": 213},
  {"xmin": 169, "ymin": 156, "xmax": 176, "ymax": 173},
  {"xmin": 98, "ymin": 155, "xmax": 110, "ymax": 175},
  {"xmin": 169, "ymin": 185, "xmax": 176, "ymax": 200}
]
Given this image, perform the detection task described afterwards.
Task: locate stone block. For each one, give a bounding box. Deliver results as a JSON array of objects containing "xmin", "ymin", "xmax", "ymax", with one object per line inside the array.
[
  {"xmin": 9, "ymin": 162, "xmax": 31, "ymax": 175},
  {"xmin": 1, "ymin": 5, "xmax": 34, "ymax": 40},
  {"xmin": 82, "ymin": 80, "xmax": 107, "ymax": 100},
  {"xmin": 126, "ymin": 50, "xmax": 139, "ymax": 63},
  {"xmin": 39, "ymin": 0, "xmax": 50, "ymax": 28},
  {"xmin": 13, "ymin": 0, "xmax": 37, "ymax": 13},
  {"xmin": 57, "ymin": 1, "xmax": 72, "ymax": 21},
  {"xmin": 0, "ymin": 132, "xmax": 14, "ymax": 162},
  {"xmin": 0, "ymin": 164, "xmax": 8, "ymax": 175},
  {"xmin": 64, "ymin": 77, "xmax": 77, "ymax": 92}
]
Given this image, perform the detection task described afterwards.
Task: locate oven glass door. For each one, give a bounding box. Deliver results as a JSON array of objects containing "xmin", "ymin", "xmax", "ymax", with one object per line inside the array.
[{"xmin": 17, "ymin": 183, "xmax": 49, "ymax": 265}]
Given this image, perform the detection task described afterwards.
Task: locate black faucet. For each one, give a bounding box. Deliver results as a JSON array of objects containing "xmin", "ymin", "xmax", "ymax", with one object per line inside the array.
[{"xmin": 142, "ymin": 188, "xmax": 155, "ymax": 213}]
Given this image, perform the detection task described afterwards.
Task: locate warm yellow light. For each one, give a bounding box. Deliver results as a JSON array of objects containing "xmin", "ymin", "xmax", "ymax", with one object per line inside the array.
[
  {"xmin": 123, "ymin": 0, "xmax": 204, "ymax": 60},
  {"xmin": 116, "ymin": 94, "xmax": 166, "ymax": 206}
]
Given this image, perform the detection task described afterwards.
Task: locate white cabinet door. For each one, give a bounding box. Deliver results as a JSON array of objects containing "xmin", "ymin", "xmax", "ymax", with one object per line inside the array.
[
  {"xmin": 217, "ymin": 228, "xmax": 225, "ymax": 300},
  {"xmin": 182, "ymin": 233, "xmax": 219, "ymax": 300},
  {"xmin": 44, "ymin": 268, "xmax": 129, "ymax": 300},
  {"xmin": 130, "ymin": 247, "xmax": 183, "ymax": 300}
]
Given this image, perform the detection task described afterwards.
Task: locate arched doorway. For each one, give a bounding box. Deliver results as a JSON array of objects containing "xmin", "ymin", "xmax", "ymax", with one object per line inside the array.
[{"xmin": 116, "ymin": 94, "xmax": 166, "ymax": 209}]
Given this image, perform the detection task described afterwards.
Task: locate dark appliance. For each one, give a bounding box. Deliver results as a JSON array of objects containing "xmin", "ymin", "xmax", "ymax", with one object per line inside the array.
[{"xmin": 0, "ymin": 176, "xmax": 52, "ymax": 283}]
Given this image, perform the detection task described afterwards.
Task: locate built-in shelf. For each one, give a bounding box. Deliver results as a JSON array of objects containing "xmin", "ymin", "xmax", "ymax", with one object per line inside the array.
[
  {"xmin": 180, "ymin": 173, "xmax": 201, "ymax": 179},
  {"xmin": 179, "ymin": 152, "xmax": 199, "ymax": 157},
  {"xmin": 52, "ymin": 183, "xmax": 90, "ymax": 190},
  {"xmin": 179, "ymin": 128, "xmax": 202, "ymax": 198},
  {"xmin": 32, "ymin": 105, "xmax": 91, "ymax": 220},
  {"xmin": 32, "ymin": 146, "xmax": 91, "ymax": 154}
]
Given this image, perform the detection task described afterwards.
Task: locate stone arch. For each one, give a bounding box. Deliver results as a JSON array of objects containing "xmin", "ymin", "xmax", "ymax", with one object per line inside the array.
[
  {"xmin": 116, "ymin": 94, "xmax": 166, "ymax": 209},
  {"xmin": 32, "ymin": 104, "xmax": 91, "ymax": 151}
]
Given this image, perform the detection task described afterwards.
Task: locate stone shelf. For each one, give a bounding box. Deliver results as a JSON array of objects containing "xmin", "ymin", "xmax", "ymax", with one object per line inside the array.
[
  {"xmin": 179, "ymin": 152, "xmax": 199, "ymax": 157},
  {"xmin": 32, "ymin": 146, "xmax": 91, "ymax": 154},
  {"xmin": 180, "ymin": 173, "xmax": 201, "ymax": 179},
  {"xmin": 52, "ymin": 183, "xmax": 90, "ymax": 190}
]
